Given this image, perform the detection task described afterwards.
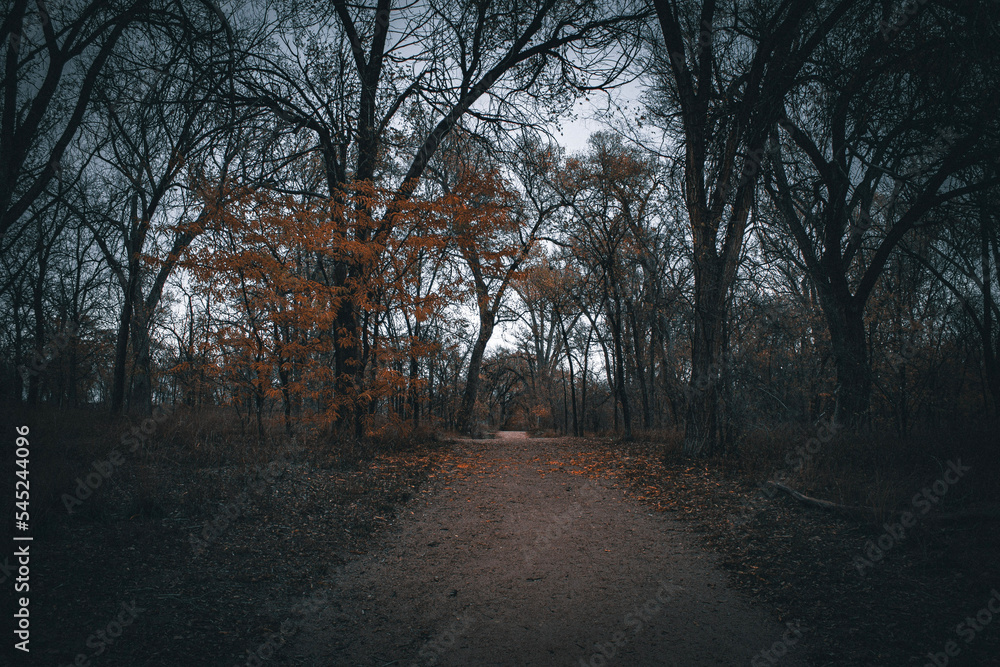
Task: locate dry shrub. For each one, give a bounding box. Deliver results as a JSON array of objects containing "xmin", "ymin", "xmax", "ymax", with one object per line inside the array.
[
  {"xmin": 8, "ymin": 401, "xmax": 452, "ymax": 534},
  {"xmin": 290, "ymin": 412, "xmax": 446, "ymax": 469}
]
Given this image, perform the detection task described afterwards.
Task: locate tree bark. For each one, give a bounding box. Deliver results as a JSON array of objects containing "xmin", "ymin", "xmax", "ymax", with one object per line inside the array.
[
  {"xmin": 628, "ymin": 301, "xmax": 652, "ymax": 430},
  {"xmin": 826, "ymin": 300, "xmax": 869, "ymax": 427},
  {"xmin": 110, "ymin": 255, "xmax": 138, "ymax": 415},
  {"xmin": 127, "ymin": 299, "xmax": 153, "ymax": 416},
  {"xmin": 684, "ymin": 252, "xmax": 726, "ymax": 454},
  {"xmin": 457, "ymin": 314, "xmax": 494, "ymax": 434},
  {"xmin": 556, "ymin": 312, "xmax": 579, "ymax": 436}
]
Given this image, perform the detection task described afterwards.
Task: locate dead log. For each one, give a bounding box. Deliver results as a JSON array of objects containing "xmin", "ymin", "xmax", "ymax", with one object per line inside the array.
[
  {"xmin": 765, "ymin": 481, "xmax": 1000, "ymax": 522},
  {"xmin": 765, "ymin": 481, "xmax": 872, "ymax": 518}
]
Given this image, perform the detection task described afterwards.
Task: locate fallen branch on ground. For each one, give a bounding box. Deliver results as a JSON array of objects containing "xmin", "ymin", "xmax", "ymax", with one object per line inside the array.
[
  {"xmin": 765, "ymin": 482, "xmax": 1000, "ymax": 523},
  {"xmin": 765, "ymin": 482, "xmax": 871, "ymax": 517}
]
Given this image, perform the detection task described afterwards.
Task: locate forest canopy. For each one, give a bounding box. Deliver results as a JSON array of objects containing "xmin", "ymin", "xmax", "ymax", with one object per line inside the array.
[{"xmin": 3, "ymin": 0, "xmax": 998, "ymax": 455}]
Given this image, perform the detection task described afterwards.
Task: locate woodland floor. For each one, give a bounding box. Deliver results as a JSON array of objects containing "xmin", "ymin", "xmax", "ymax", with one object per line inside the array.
[{"xmin": 22, "ymin": 431, "xmax": 1000, "ymax": 666}]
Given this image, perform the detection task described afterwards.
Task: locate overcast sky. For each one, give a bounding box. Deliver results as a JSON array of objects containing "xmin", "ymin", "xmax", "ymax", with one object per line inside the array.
[{"xmin": 551, "ymin": 79, "xmax": 646, "ymax": 155}]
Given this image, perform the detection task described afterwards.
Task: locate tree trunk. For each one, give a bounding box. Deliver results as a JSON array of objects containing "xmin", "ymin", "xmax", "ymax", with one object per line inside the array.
[
  {"xmin": 457, "ymin": 315, "xmax": 494, "ymax": 434},
  {"xmin": 684, "ymin": 256, "xmax": 725, "ymax": 454},
  {"xmin": 27, "ymin": 249, "xmax": 47, "ymax": 406},
  {"xmin": 609, "ymin": 301, "xmax": 632, "ymax": 440},
  {"xmin": 980, "ymin": 210, "xmax": 999, "ymax": 417},
  {"xmin": 408, "ymin": 353, "xmax": 421, "ymax": 426},
  {"xmin": 596, "ymin": 331, "xmax": 617, "ymax": 432},
  {"xmin": 110, "ymin": 279, "xmax": 135, "ymax": 414},
  {"xmin": 67, "ymin": 320, "xmax": 79, "ymax": 408},
  {"xmin": 255, "ymin": 386, "xmax": 265, "ymax": 442},
  {"xmin": 12, "ymin": 287, "xmax": 25, "ymax": 402},
  {"xmin": 559, "ymin": 320, "xmax": 579, "ymax": 437},
  {"xmin": 815, "ymin": 279, "xmax": 869, "ymax": 428},
  {"xmin": 561, "ymin": 371, "xmax": 569, "ymax": 434},
  {"xmin": 274, "ymin": 324, "xmax": 293, "ymax": 436},
  {"xmin": 331, "ymin": 258, "xmax": 364, "ymax": 436},
  {"xmin": 581, "ymin": 329, "xmax": 591, "ymax": 434},
  {"xmin": 629, "ymin": 303, "xmax": 652, "ymax": 429},
  {"xmin": 128, "ymin": 299, "xmax": 153, "ymax": 416}
]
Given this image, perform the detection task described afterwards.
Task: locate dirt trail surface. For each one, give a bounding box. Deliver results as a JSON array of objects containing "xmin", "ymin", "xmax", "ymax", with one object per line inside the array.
[{"xmin": 284, "ymin": 433, "xmax": 806, "ymax": 666}]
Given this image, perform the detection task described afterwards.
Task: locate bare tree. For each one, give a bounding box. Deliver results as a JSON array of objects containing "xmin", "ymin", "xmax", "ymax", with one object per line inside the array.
[
  {"xmin": 556, "ymin": 132, "xmax": 662, "ymax": 439},
  {"xmin": 235, "ymin": 0, "xmax": 648, "ymax": 434},
  {"xmin": 764, "ymin": 0, "xmax": 1000, "ymax": 426},
  {"xmin": 1, "ymin": 0, "xmax": 141, "ymax": 246},
  {"xmin": 79, "ymin": 0, "xmax": 241, "ymax": 414},
  {"xmin": 647, "ymin": 0, "xmax": 857, "ymax": 453}
]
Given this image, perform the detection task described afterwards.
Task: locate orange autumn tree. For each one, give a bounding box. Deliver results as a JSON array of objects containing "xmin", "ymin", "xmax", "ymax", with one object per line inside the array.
[
  {"xmin": 185, "ymin": 188, "xmax": 336, "ymax": 437},
  {"xmin": 350, "ymin": 189, "xmax": 459, "ymax": 437},
  {"xmin": 183, "ymin": 160, "xmax": 554, "ymax": 441},
  {"xmin": 184, "ymin": 182, "xmax": 454, "ymax": 440},
  {"xmin": 376, "ymin": 215, "xmax": 456, "ymax": 429}
]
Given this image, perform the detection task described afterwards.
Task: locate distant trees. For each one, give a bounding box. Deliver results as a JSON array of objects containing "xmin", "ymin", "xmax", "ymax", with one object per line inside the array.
[
  {"xmin": 440, "ymin": 165, "xmax": 540, "ymax": 434},
  {"xmin": 555, "ymin": 133, "xmax": 664, "ymax": 438},
  {"xmin": 511, "ymin": 261, "xmax": 580, "ymax": 435}
]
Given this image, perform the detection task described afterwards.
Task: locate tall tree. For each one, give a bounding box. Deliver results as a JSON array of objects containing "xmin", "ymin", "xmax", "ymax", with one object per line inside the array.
[
  {"xmin": 647, "ymin": 0, "xmax": 857, "ymax": 453},
  {"xmin": 764, "ymin": 0, "xmax": 1000, "ymax": 426}
]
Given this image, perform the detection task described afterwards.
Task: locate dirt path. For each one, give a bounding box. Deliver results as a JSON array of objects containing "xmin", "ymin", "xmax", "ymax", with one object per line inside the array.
[{"xmin": 283, "ymin": 433, "xmax": 806, "ymax": 666}]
